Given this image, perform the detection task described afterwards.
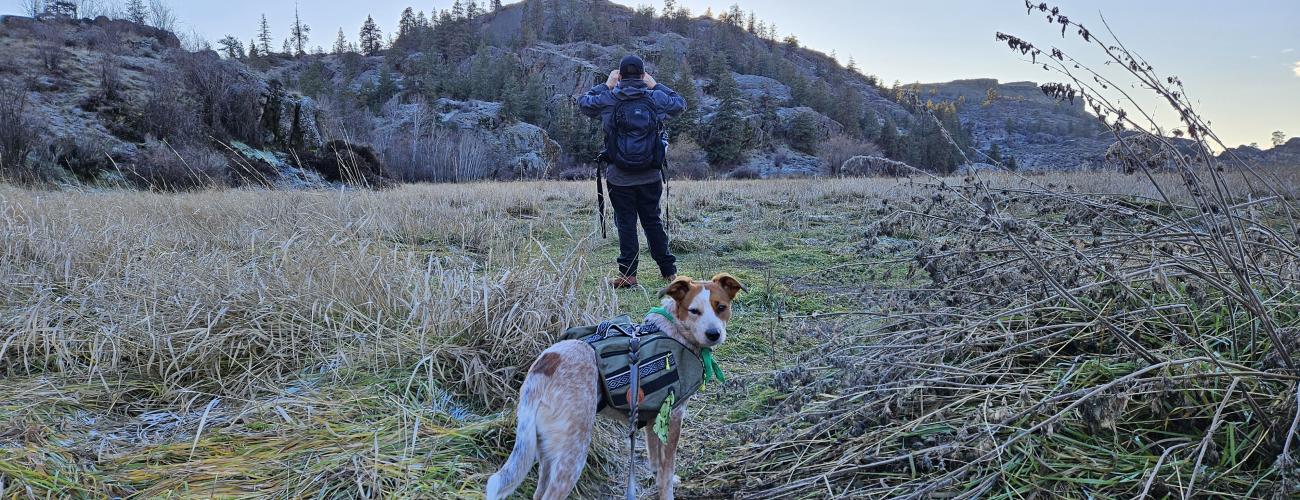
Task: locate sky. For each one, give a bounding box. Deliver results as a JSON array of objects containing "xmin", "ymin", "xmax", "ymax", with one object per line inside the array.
[{"xmin": 6, "ymin": 0, "xmax": 1298, "ymax": 147}]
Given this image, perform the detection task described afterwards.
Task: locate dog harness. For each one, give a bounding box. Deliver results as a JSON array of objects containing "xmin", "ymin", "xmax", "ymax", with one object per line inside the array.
[{"xmin": 561, "ymin": 314, "xmax": 708, "ymax": 428}]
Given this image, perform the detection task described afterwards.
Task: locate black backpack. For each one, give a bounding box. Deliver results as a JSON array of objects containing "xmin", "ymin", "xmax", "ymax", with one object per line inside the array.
[{"xmin": 605, "ymin": 95, "xmax": 665, "ymax": 171}]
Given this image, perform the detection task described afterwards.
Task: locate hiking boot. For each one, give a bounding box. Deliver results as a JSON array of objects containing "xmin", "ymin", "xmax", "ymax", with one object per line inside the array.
[{"xmin": 610, "ymin": 275, "xmax": 639, "ymax": 289}]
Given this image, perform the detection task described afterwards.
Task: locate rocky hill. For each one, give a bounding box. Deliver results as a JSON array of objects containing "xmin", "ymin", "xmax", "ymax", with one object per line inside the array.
[
  {"xmin": 1220, "ymin": 138, "xmax": 1300, "ymax": 168},
  {"xmin": 914, "ymin": 78, "xmax": 1111, "ymax": 170},
  {"xmin": 1, "ymin": 0, "xmax": 1236, "ymax": 189}
]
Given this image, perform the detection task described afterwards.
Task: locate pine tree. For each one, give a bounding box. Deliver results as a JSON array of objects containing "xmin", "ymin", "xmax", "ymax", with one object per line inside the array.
[
  {"xmin": 1005, "ymin": 155, "xmax": 1018, "ymax": 170},
  {"xmin": 491, "ymin": 0, "xmax": 503, "ymax": 12},
  {"xmin": 878, "ymin": 116, "xmax": 900, "ymax": 158},
  {"xmin": 126, "ymin": 0, "xmax": 146, "ymax": 24},
  {"xmin": 333, "ymin": 28, "xmax": 348, "ymax": 54},
  {"xmin": 282, "ymin": 39, "xmax": 292, "ymax": 55},
  {"xmin": 289, "ymin": 6, "xmax": 311, "ymax": 57},
  {"xmin": 257, "ymin": 14, "xmax": 273, "ymax": 55},
  {"xmin": 987, "ymin": 142, "xmax": 1002, "ymax": 164},
  {"xmin": 666, "ymin": 68, "xmax": 700, "ymax": 142},
  {"xmin": 359, "ymin": 15, "xmax": 382, "ymax": 55},
  {"xmin": 466, "ymin": 0, "xmax": 482, "ymax": 19},
  {"xmin": 701, "ymin": 71, "xmax": 748, "ymax": 166},
  {"xmin": 247, "ymin": 39, "xmax": 259, "ymax": 58},
  {"xmin": 521, "ymin": 0, "xmax": 544, "ymax": 46},
  {"xmin": 398, "ymin": 7, "xmax": 416, "ymax": 42},
  {"xmin": 451, "ymin": 0, "xmax": 465, "ymax": 20},
  {"xmin": 217, "ymin": 36, "xmax": 245, "ymax": 59}
]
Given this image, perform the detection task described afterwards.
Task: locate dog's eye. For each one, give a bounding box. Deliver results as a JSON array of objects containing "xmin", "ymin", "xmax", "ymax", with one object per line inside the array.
[
  {"xmin": 688, "ymin": 308, "xmax": 702, "ymax": 315},
  {"xmin": 716, "ymin": 304, "xmax": 727, "ymax": 312}
]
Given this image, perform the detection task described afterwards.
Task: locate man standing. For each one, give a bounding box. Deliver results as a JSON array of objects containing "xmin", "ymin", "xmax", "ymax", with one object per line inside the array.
[{"xmin": 580, "ymin": 55, "xmax": 687, "ymax": 288}]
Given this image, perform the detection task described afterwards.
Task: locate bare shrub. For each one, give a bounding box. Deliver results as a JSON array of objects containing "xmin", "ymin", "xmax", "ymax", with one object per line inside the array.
[
  {"xmin": 667, "ymin": 138, "xmax": 710, "ymax": 179},
  {"xmin": 147, "ymin": 0, "xmax": 175, "ymax": 32},
  {"xmin": 375, "ymin": 106, "xmax": 504, "ymax": 183},
  {"xmin": 818, "ymin": 133, "xmax": 881, "ymax": 176},
  {"xmin": 175, "ymin": 52, "xmax": 250, "ymax": 139},
  {"xmin": 97, "ymin": 53, "xmax": 122, "ymax": 102},
  {"xmin": 0, "ymin": 85, "xmax": 36, "ymax": 181},
  {"xmin": 47, "ymin": 135, "xmax": 114, "ymax": 180},
  {"xmin": 20, "ymin": 0, "xmax": 44, "ymax": 16},
  {"xmin": 125, "ymin": 139, "xmax": 228, "ymax": 190},
  {"xmin": 136, "ymin": 67, "xmax": 198, "ymax": 141},
  {"xmin": 727, "ymin": 164, "xmax": 762, "ymax": 179},
  {"xmin": 33, "ymin": 23, "xmax": 68, "ymax": 74}
]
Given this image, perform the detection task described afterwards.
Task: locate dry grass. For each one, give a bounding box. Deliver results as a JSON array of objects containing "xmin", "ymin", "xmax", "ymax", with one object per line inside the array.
[{"xmin": 0, "ymin": 166, "xmax": 1296, "ymax": 498}]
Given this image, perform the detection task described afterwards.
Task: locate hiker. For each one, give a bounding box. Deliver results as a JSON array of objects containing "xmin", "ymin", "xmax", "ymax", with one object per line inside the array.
[{"xmin": 579, "ymin": 54, "xmax": 687, "ymax": 289}]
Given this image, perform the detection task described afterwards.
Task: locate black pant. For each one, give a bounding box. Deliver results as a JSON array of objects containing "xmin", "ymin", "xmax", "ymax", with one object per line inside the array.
[{"xmin": 608, "ymin": 181, "xmax": 676, "ymax": 278}]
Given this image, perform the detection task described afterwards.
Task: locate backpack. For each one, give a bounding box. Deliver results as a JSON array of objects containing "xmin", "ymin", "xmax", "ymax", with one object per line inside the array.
[
  {"xmin": 562, "ymin": 315, "xmax": 703, "ymax": 426},
  {"xmin": 605, "ymin": 95, "xmax": 666, "ymax": 171}
]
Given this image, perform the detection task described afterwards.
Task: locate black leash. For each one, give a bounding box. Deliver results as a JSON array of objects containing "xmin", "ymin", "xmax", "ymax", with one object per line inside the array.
[
  {"xmin": 625, "ymin": 329, "xmax": 642, "ymax": 500},
  {"xmin": 596, "ymin": 158, "xmax": 608, "ymax": 240}
]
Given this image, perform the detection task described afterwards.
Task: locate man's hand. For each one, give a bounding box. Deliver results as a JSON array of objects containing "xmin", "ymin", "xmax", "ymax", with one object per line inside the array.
[
  {"xmin": 643, "ymin": 73, "xmax": 657, "ymax": 89},
  {"xmin": 605, "ymin": 69, "xmax": 621, "ymax": 89}
]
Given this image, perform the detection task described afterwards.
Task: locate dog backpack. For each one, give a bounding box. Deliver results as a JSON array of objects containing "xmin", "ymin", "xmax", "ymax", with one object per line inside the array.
[
  {"xmin": 605, "ymin": 95, "xmax": 666, "ymax": 171},
  {"xmin": 562, "ymin": 315, "xmax": 703, "ymax": 424}
]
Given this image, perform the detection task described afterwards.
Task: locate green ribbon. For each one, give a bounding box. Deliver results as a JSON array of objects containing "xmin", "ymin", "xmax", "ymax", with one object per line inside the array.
[
  {"xmin": 647, "ymin": 306, "xmax": 676, "ymax": 326},
  {"xmin": 701, "ymin": 347, "xmax": 725, "ymax": 384}
]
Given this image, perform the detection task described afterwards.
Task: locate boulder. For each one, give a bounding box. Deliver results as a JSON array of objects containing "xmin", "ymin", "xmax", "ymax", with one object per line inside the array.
[
  {"xmin": 260, "ymin": 80, "xmax": 325, "ymax": 151},
  {"xmin": 520, "ymin": 43, "xmax": 608, "ymax": 97},
  {"xmin": 496, "ymin": 122, "xmax": 560, "ymax": 179},
  {"xmin": 433, "ymin": 98, "xmax": 505, "ymax": 129},
  {"xmin": 777, "ymin": 107, "xmax": 843, "ymax": 138},
  {"xmin": 733, "ymin": 74, "xmax": 792, "ymax": 105},
  {"xmin": 737, "ymin": 146, "xmax": 824, "ymax": 179}
]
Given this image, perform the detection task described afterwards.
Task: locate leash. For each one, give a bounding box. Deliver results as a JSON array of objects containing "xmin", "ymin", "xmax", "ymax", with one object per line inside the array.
[
  {"xmin": 624, "ymin": 325, "xmax": 642, "ymax": 500},
  {"xmin": 596, "ymin": 160, "xmax": 608, "ymax": 240}
]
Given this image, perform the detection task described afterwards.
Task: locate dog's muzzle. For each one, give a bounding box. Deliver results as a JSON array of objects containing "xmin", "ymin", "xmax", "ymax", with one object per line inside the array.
[{"xmin": 705, "ymin": 329, "xmax": 721, "ymax": 342}]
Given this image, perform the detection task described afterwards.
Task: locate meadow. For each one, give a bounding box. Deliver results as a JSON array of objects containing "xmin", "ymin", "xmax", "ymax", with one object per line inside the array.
[{"xmin": 1, "ymin": 165, "xmax": 1298, "ymax": 498}]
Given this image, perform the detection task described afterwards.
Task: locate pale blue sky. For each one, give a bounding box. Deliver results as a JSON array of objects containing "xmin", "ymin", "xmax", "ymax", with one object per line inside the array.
[{"xmin": 7, "ymin": 1, "xmax": 1298, "ymax": 147}]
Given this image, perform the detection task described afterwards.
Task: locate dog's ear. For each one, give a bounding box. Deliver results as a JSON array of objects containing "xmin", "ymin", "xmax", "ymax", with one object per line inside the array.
[
  {"xmin": 659, "ymin": 276, "xmax": 694, "ymax": 302},
  {"xmin": 711, "ymin": 273, "xmax": 746, "ymax": 299}
]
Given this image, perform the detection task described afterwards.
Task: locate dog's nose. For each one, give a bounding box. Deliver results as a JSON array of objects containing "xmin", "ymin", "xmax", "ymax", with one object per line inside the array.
[{"xmin": 705, "ymin": 329, "xmax": 721, "ymax": 342}]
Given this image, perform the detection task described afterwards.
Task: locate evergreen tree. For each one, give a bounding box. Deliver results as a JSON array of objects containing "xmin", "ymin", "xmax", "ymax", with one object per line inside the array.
[
  {"xmin": 521, "ymin": 0, "xmax": 544, "ymax": 45},
  {"xmin": 492, "ymin": 0, "xmax": 503, "ymax": 12},
  {"xmin": 359, "ymin": 15, "xmax": 383, "ymax": 55},
  {"xmin": 282, "ymin": 39, "xmax": 292, "ymax": 55},
  {"xmin": 1005, "ymin": 155, "xmax": 1018, "ymax": 170},
  {"xmin": 466, "ymin": 0, "xmax": 482, "ymax": 19},
  {"xmin": 878, "ymin": 116, "xmax": 900, "ymax": 158},
  {"xmin": 666, "ymin": 67, "xmax": 700, "ymax": 142},
  {"xmin": 257, "ymin": 14, "xmax": 273, "ymax": 55},
  {"xmin": 126, "ymin": 0, "xmax": 146, "ymax": 24},
  {"xmin": 452, "ymin": 0, "xmax": 465, "ymax": 20},
  {"xmin": 333, "ymin": 28, "xmax": 348, "ymax": 54},
  {"xmin": 217, "ymin": 36, "xmax": 245, "ymax": 59},
  {"xmin": 290, "ymin": 6, "xmax": 311, "ymax": 57},
  {"xmin": 701, "ymin": 71, "xmax": 748, "ymax": 166},
  {"xmin": 787, "ymin": 111, "xmax": 820, "ymax": 155},
  {"xmin": 397, "ymin": 7, "xmax": 416, "ymax": 46},
  {"xmin": 247, "ymin": 38, "xmax": 259, "ymax": 58},
  {"xmin": 987, "ymin": 143, "xmax": 1002, "ymax": 164}
]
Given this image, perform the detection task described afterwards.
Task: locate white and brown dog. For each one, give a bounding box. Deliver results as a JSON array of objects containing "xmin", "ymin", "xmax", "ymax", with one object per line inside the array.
[{"xmin": 486, "ymin": 274, "xmax": 745, "ymax": 500}]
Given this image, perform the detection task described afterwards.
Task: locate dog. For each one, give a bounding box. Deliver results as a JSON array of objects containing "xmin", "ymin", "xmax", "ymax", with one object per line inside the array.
[{"xmin": 486, "ymin": 273, "xmax": 745, "ymax": 500}]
